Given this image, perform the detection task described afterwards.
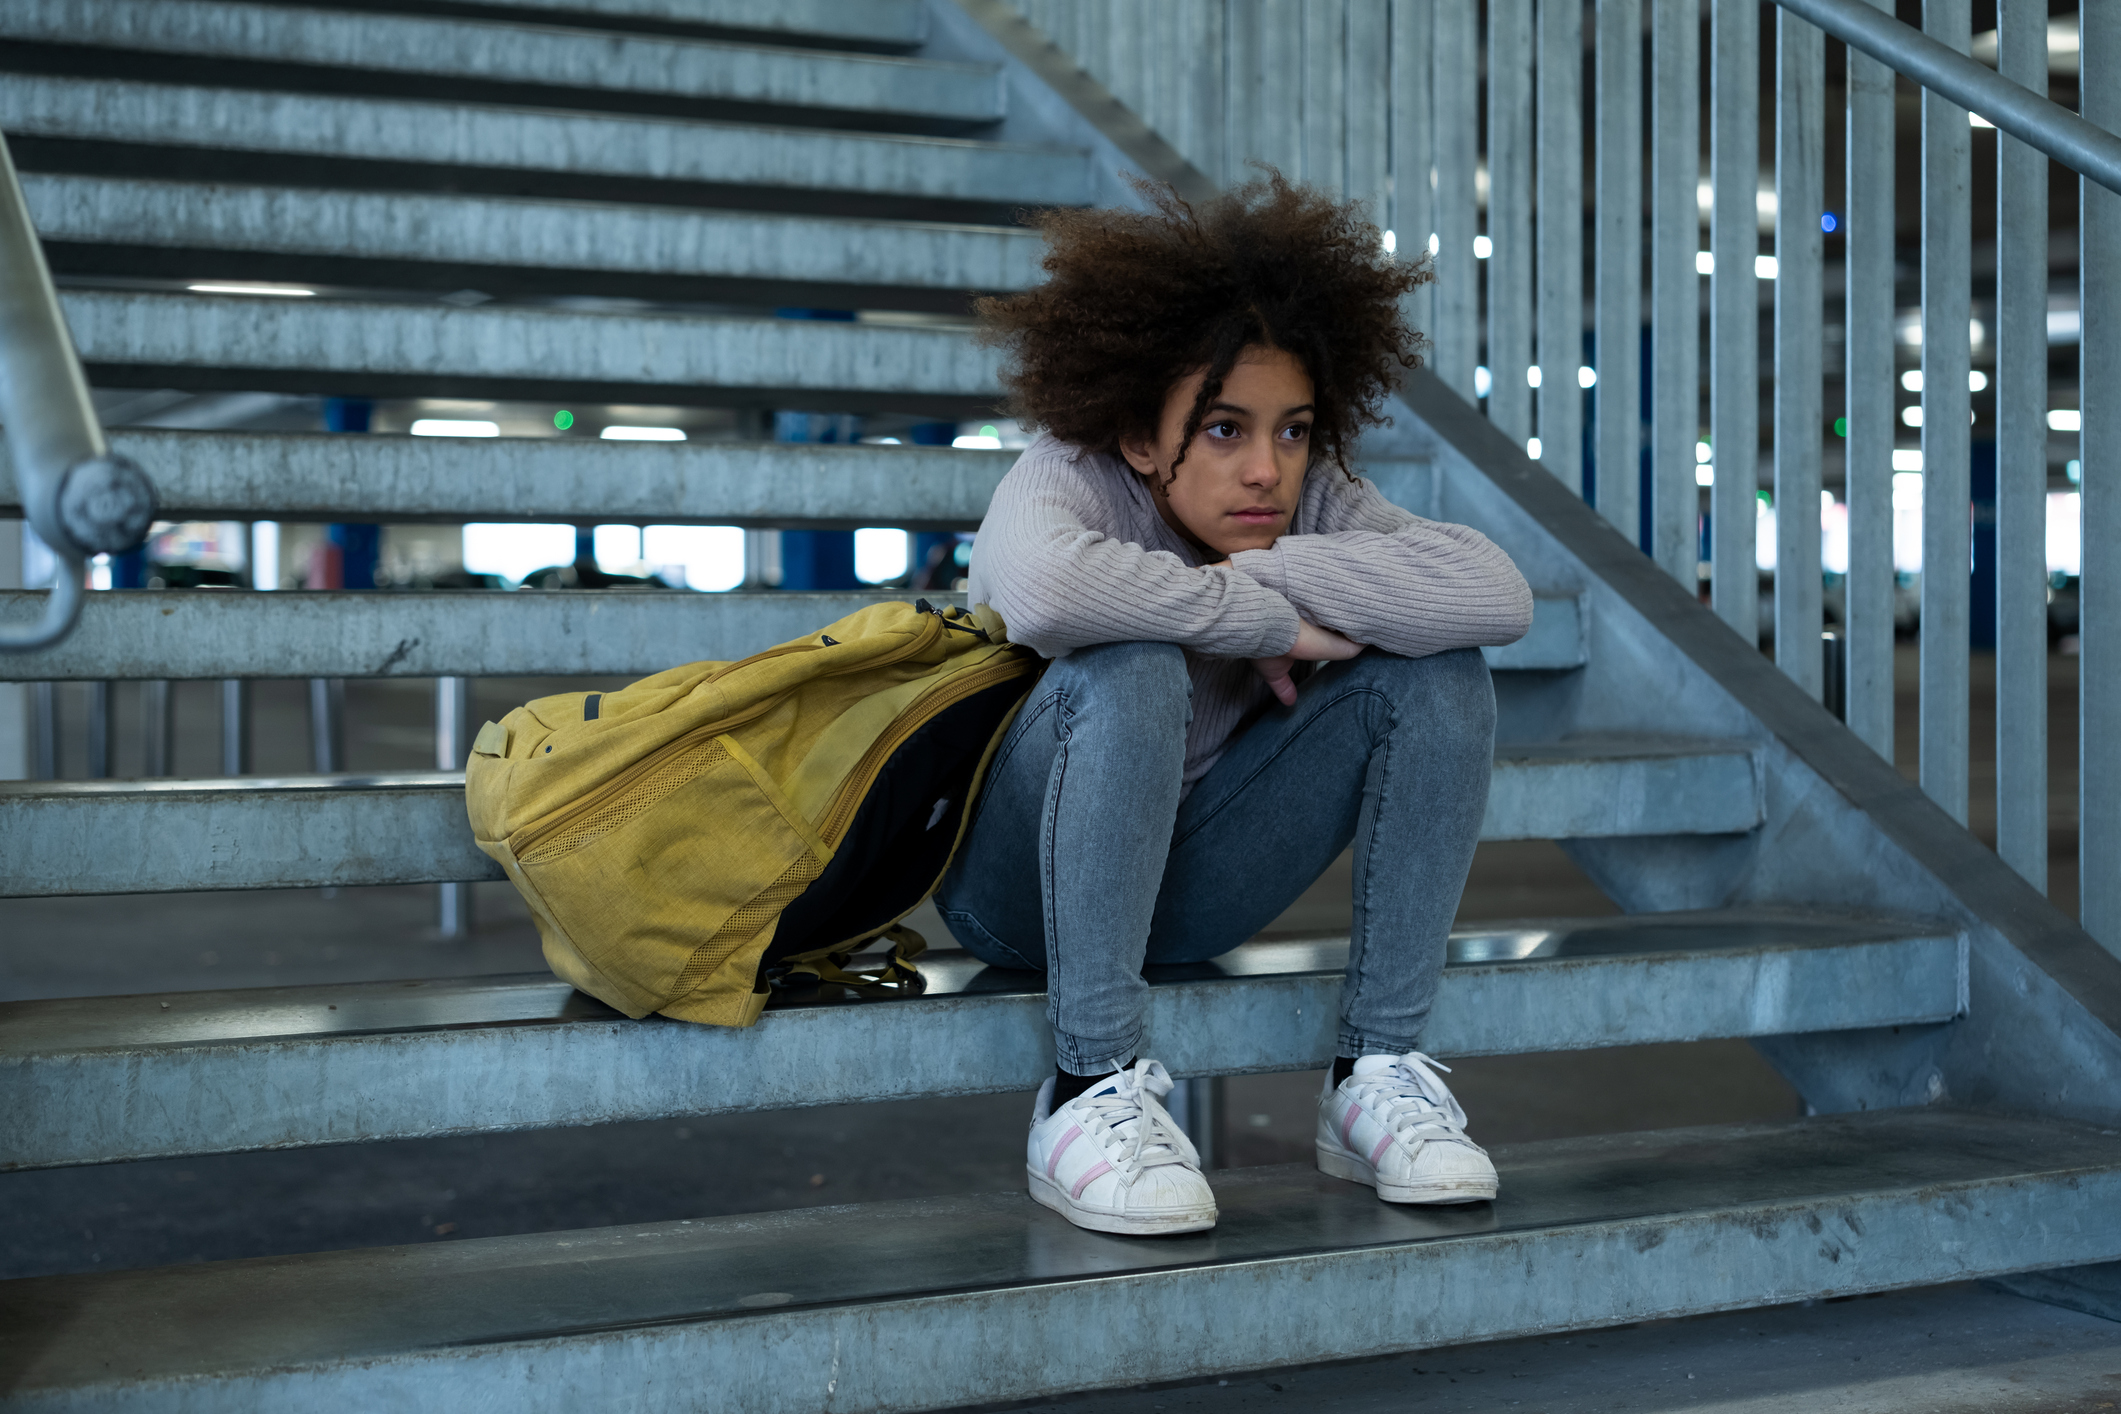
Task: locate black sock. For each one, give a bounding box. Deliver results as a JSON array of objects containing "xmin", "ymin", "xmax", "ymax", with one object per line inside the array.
[
  {"xmin": 1053, "ymin": 1060, "xmax": 1129, "ymax": 1108},
  {"xmin": 1332, "ymin": 1055, "xmax": 1359, "ymax": 1088}
]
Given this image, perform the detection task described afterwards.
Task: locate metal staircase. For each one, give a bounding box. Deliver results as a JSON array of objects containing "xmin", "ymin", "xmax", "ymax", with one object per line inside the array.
[{"xmin": 2, "ymin": 0, "xmax": 2119, "ymax": 1408}]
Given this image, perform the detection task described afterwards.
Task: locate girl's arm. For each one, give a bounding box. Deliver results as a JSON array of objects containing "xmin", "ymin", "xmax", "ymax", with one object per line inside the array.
[
  {"xmin": 970, "ymin": 459, "xmax": 1301, "ymax": 659},
  {"xmin": 1227, "ymin": 473, "xmax": 1533, "ymax": 657}
]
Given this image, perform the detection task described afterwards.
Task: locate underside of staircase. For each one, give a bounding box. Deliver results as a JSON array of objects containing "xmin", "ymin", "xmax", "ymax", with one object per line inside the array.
[{"xmin": 2, "ymin": 0, "xmax": 2120, "ymax": 1409}]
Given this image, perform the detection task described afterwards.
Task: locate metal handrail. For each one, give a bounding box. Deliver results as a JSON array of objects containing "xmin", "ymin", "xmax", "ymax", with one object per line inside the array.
[
  {"xmin": 0, "ymin": 130, "xmax": 153, "ymax": 650},
  {"xmin": 1774, "ymin": 0, "xmax": 2121, "ymax": 196}
]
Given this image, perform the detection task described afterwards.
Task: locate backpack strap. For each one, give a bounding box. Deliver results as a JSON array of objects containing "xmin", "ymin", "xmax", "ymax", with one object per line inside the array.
[{"xmin": 770, "ymin": 925, "xmax": 928, "ymax": 998}]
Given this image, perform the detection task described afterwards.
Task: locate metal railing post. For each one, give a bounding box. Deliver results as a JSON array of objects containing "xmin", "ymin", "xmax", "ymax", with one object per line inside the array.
[
  {"xmin": 437, "ymin": 673, "xmax": 475, "ymax": 939},
  {"xmin": 1710, "ymin": 0, "xmax": 1759, "ymax": 634},
  {"xmin": 1486, "ymin": 0, "xmax": 1535, "ymax": 447},
  {"xmin": 1536, "ymin": 0, "xmax": 1585, "ymax": 495},
  {"xmin": 1429, "ymin": 0, "xmax": 1480, "ymax": 400},
  {"xmin": 1595, "ymin": 0, "xmax": 1643, "ymax": 539},
  {"xmin": 309, "ymin": 676, "xmax": 344, "ymax": 773},
  {"xmin": 1843, "ymin": 0, "xmax": 1897, "ymax": 757},
  {"xmin": 1774, "ymin": 5, "xmax": 1825, "ymax": 698},
  {"xmin": 86, "ymin": 681, "xmax": 110, "ymax": 778},
  {"xmin": 2083, "ymin": 1, "xmax": 2120, "ymax": 951},
  {"xmin": 1919, "ymin": 0, "xmax": 1972, "ymax": 825},
  {"xmin": 140, "ymin": 678, "xmax": 172, "ymax": 777},
  {"xmin": 219, "ymin": 678, "xmax": 249, "ymax": 775},
  {"xmin": 1993, "ymin": 0, "xmax": 2048, "ymax": 891},
  {"xmin": 1390, "ymin": 0, "xmax": 1435, "ymax": 351},
  {"xmin": 1649, "ymin": 0, "xmax": 1700, "ymax": 587}
]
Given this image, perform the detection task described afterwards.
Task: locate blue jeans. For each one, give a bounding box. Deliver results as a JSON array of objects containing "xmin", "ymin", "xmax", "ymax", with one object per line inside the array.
[{"xmin": 934, "ymin": 642, "xmax": 1495, "ymax": 1075}]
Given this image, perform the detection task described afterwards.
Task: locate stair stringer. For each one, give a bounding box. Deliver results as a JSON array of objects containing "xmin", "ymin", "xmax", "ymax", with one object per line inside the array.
[{"xmin": 1373, "ymin": 369, "xmax": 2121, "ymax": 1128}]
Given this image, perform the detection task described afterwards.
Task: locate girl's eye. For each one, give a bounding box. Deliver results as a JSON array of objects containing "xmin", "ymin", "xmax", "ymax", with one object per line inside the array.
[
  {"xmin": 1207, "ymin": 421, "xmax": 1241, "ymax": 440},
  {"xmin": 1281, "ymin": 422, "xmax": 1311, "ymax": 441}
]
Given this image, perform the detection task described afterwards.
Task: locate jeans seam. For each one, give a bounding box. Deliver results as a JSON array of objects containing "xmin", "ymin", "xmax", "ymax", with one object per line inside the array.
[
  {"xmin": 1343, "ymin": 690, "xmax": 1400, "ymax": 1037},
  {"xmin": 1172, "ymin": 684, "xmax": 1392, "ymax": 850}
]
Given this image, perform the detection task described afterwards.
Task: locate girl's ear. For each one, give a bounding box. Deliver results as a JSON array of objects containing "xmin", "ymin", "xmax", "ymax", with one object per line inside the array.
[{"xmin": 1117, "ymin": 431, "xmax": 1161, "ymax": 479}]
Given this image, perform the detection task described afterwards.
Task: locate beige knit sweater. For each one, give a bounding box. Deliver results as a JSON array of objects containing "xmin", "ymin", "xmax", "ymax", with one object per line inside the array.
[{"xmin": 968, "ymin": 433, "xmax": 1534, "ymax": 786}]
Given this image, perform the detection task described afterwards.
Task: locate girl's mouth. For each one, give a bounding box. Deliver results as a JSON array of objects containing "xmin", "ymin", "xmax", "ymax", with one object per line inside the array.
[{"xmin": 1229, "ymin": 508, "xmax": 1283, "ymax": 524}]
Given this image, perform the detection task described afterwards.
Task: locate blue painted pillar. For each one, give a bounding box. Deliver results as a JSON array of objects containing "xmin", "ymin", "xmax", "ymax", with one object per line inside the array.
[
  {"xmin": 769, "ymin": 317, "xmax": 864, "ymax": 589},
  {"xmin": 323, "ymin": 398, "xmax": 380, "ymax": 590}
]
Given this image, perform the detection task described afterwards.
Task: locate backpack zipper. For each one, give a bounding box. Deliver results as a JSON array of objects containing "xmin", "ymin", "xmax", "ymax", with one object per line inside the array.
[{"xmin": 813, "ymin": 653, "xmax": 1033, "ymax": 848}]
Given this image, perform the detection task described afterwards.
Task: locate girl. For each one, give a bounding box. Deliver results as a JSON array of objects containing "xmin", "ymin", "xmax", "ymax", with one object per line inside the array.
[{"xmin": 935, "ymin": 173, "xmax": 1533, "ymax": 1236}]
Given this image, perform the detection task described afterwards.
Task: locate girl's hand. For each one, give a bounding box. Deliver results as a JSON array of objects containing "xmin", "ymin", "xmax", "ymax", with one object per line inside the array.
[{"xmin": 1253, "ymin": 619, "xmax": 1361, "ymax": 706}]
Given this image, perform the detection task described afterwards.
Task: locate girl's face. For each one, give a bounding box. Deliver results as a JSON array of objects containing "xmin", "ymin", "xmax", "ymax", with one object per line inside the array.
[{"xmin": 1118, "ymin": 345, "xmax": 1315, "ymax": 558}]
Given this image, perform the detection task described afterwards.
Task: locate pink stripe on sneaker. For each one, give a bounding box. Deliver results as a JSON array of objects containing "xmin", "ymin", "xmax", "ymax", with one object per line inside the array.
[
  {"xmin": 1070, "ymin": 1160, "xmax": 1113, "ymax": 1200},
  {"xmin": 1368, "ymin": 1133, "xmax": 1394, "ymax": 1166},
  {"xmin": 1341, "ymin": 1103, "xmax": 1362, "ymax": 1148},
  {"xmin": 1046, "ymin": 1125, "xmax": 1083, "ymax": 1178}
]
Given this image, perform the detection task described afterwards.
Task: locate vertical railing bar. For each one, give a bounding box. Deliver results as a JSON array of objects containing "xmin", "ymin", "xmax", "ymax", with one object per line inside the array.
[
  {"xmin": 1649, "ymin": 0, "xmax": 1700, "ymax": 584},
  {"xmin": 1710, "ymin": 0, "xmax": 1761, "ymax": 635},
  {"xmin": 1842, "ymin": 0, "xmax": 1896, "ymax": 755},
  {"xmin": 2082, "ymin": 0, "xmax": 2119, "ymax": 951},
  {"xmin": 1347, "ymin": 0, "xmax": 1391, "ymax": 227},
  {"xmin": 1919, "ymin": 0, "xmax": 1971, "ymax": 824},
  {"xmin": 1391, "ymin": 0, "xmax": 1436, "ymax": 351},
  {"xmin": 86, "ymin": 680, "xmax": 110, "ymax": 778},
  {"xmin": 1775, "ymin": 5, "xmax": 1825, "ymax": 697},
  {"xmin": 31, "ymin": 678, "xmax": 54, "ymax": 778},
  {"xmin": 219, "ymin": 676, "xmax": 249, "ymax": 776},
  {"xmin": 1488, "ymin": 0, "xmax": 1535, "ymax": 445},
  {"xmin": 1302, "ymin": 0, "xmax": 1346, "ymax": 193},
  {"xmin": 1993, "ymin": 0, "xmax": 2048, "ymax": 890},
  {"xmin": 437, "ymin": 673, "xmax": 474, "ymax": 940},
  {"xmin": 140, "ymin": 677, "xmax": 172, "ymax": 777},
  {"xmin": 1430, "ymin": 0, "xmax": 1480, "ymax": 398},
  {"xmin": 1536, "ymin": 0, "xmax": 1586, "ymax": 494},
  {"xmin": 1595, "ymin": 0, "xmax": 1643, "ymax": 538}
]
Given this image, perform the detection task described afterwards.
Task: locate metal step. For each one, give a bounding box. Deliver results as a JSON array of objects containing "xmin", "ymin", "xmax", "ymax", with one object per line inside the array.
[
  {"xmin": 26, "ymin": 176, "xmax": 1042, "ymax": 308},
  {"xmin": 2, "ymin": 429, "xmax": 1015, "ymax": 526},
  {"xmin": 440, "ymin": 0, "xmax": 931, "ymax": 48},
  {"xmin": 1, "ymin": 76, "xmax": 1092, "ymax": 212},
  {"xmin": 63, "ymin": 291, "xmax": 1002, "ymax": 415},
  {"xmin": 0, "ymin": 911, "xmax": 1963, "ymax": 1168},
  {"xmin": 0, "ymin": 0, "xmax": 1003, "ymax": 127},
  {"xmin": 5, "ymin": 1109, "xmax": 2110, "ymax": 1410},
  {"xmin": 0, "ymin": 737, "xmax": 1761, "ymax": 897},
  {"xmin": 0, "ymin": 589, "xmax": 1586, "ymax": 680}
]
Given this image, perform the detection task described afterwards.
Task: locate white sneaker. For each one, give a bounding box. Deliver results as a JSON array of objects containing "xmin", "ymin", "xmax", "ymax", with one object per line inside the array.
[
  {"xmin": 1316, "ymin": 1052, "xmax": 1498, "ymax": 1204},
  {"xmin": 1026, "ymin": 1058, "xmax": 1218, "ymax": 1236}
]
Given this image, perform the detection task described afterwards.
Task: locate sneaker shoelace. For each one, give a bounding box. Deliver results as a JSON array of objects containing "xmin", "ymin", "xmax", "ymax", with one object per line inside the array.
[
  {"xmin": 1355, "ymin": 1051, "xmax": 1482, "ymax": 1153},
  {"xmin": 1071, "ymin": 1059, "xmax": 1201, "ymax": 1184}
]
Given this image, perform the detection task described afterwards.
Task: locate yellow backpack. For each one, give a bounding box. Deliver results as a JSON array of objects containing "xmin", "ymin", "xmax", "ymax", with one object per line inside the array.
[{"xmin": 464, "ymin": 599, "xmax": 1038, "ymax": 1027}]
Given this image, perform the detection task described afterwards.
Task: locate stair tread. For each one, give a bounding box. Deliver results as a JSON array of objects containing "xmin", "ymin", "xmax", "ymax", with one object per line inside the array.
[
  {"xmin": 28, "ymin": 175, "xmax": 1042, "ymax": 299},
  {"xmin": 1, "ymin": 911, "xmax": 1966, "ymax": 1168},
  {"xmin": 3, "ymin": 0, "xmax": 1002, "ymax": 124},
  {"xmin": 0, "ymin": 737, "xmax": 1767, "ymax": 897},
  {"xmin": 4, "ymin": 75, "xmax": 1092, "ymax": 206},
  {"xmin": 0, "ymin": 588, "xmax": 1585, "ymax": 681},
  {"xmin": 5, "ymin": 1108, "xmax": 2115, "ymax": 1397},
  {"xmin": 61, "ymin": 289, "xmax": 1004, "ymax": 413},
  {"xmin": 0, "ymin": 909, "xmax": 1947, "ymax": 1057}
]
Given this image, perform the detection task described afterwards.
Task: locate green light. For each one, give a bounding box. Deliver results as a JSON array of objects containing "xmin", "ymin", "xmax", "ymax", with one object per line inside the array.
[
  {"xmin": 1833, "ymin": 416, "xmax": 1848, "ymax": 437},
  {"xmin": 980, "ymin": 424, "xmax": 999, "ymax": 437},
  {"xmin": 553, "ymin": 409, "xmax": 574, "ymax": 430}
]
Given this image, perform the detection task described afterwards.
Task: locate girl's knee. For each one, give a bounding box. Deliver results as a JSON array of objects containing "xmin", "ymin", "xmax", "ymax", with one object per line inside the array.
[
  {"xmin": 1049, "ymin": 641, "xmax": 1191, "ymax": 714},
  {"xmin": 1365, "ymin": 648, "xmax": 1495, "ymax": 733}
]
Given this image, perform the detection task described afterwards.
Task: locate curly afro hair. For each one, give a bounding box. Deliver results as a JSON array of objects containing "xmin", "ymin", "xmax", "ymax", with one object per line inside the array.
[{"xmin": 975, "ymin": 169, "xmax": 1429, "ymax": 483}]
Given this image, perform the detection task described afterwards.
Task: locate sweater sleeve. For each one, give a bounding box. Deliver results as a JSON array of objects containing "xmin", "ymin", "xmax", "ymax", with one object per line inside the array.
[
  {"xmin": 1227, "ymin": 473, "xmax": 1533, "ymax": 657},
  {"xmin": 968, "ymin": 446, "xmax": 1302, "ymax": 659}
]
